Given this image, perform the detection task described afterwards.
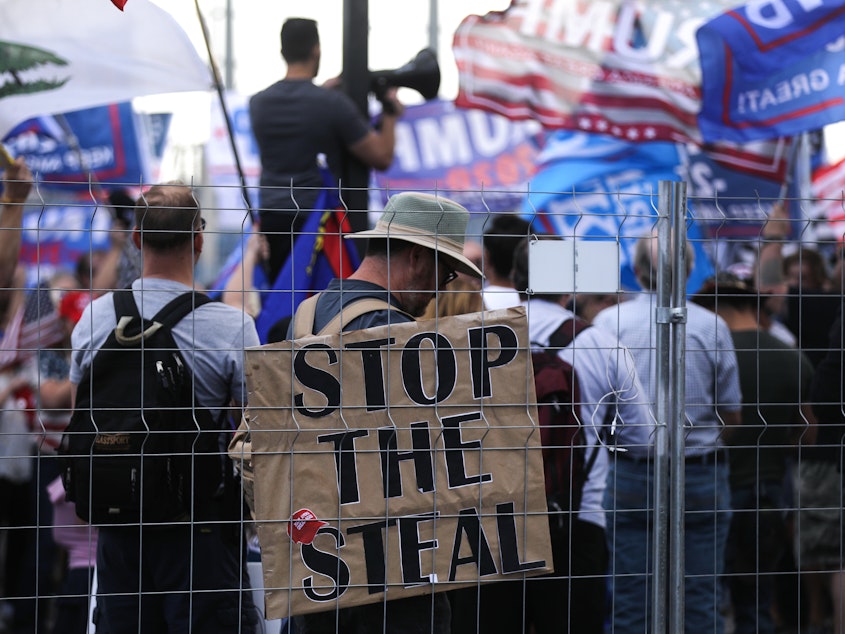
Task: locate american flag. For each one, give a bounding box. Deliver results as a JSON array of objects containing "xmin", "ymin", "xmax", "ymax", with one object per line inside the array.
[
  {"xmin": 0, "ymin": 285, "xmax": 64, "ymax": 370},
  {"xmin": 453, "ymin": 0, "xmax": 742, "ymax": 144},
  {"xmin": 810, "ymin": 157, "xmax": 845, "ymax": 244}
]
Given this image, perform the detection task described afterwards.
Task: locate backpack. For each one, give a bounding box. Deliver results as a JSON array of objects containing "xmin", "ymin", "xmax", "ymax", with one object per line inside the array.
[
  {"xmin": 59, "ymin": 290, "xmax": 225, "ymax": 525},
  {"xmin": 532, "ymin": 317, "xmax": 598, "ymax": 528}
]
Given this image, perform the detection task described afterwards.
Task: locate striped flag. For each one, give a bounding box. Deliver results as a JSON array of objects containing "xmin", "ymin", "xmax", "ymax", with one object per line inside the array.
[
  {"xmin": 810, "ymin": 157, "xmax": 845, "ymax": 243},
  {"xmin": 453, "ymin": 0, "xmax": 738, "ymax": 144},
  {"xmin": 0, "ymin": 285, "xmax": 64, "ymax": 371}
]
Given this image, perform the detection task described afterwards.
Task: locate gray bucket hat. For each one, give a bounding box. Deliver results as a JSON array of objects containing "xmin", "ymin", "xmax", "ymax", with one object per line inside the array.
[{"xmin": 350, "ymin": 192, "xmax": 483, "ymax": 278}]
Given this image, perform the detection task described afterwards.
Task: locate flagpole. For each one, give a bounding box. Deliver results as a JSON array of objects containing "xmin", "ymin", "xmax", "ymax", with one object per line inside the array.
[
  {"xmin": 54, "ymin": 113, "xmax": 108, "ymax": 200},
  {"xmin": 193, "ymin": 0, "xmax": 255, "ymax": 225},
  {"xmin": 778, "ymin": 134, "xmax": 803, "ymax": 204}
]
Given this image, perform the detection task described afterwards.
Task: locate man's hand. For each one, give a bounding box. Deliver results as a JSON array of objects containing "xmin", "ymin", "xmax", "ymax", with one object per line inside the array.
[
  {"xmin": 322, "ymin": 75, "xmax": 343, "ymax": 90},
  {"xmin": 761, "ymin": 201, "xmax": 791, "ymax": 240},
  {"xmin": 244, "ymin": 232, "xmax": 269, "ymax": 265},
  {"xmin": 378, "ymin": 87, "xmax": 404, "ymax": 118},
  {"xmin": 2, "ymin": 158, "xmax": 33, "ymax": 204}
]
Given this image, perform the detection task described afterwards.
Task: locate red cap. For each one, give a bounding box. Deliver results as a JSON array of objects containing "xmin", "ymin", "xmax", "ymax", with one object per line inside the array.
[
  {"xmin": 59, "ymin": 291, "xmax": 90, "ymax": 325},
  {"xmin": 287, "ymin": 508, "xmax": 327, "ymax": 545}
]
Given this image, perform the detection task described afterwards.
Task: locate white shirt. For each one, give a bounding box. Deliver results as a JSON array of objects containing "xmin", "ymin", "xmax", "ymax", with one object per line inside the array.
[
  {"xmin": 483, "ymin": 284, "xmax": 521, "ymax": 311},
  {"xmin": 524, "ymin": 299, "xmax": 652, "ymax": 529},
  {"xmin": 593, "ymin": 293, "xmax": 742, "ymax": 457}
]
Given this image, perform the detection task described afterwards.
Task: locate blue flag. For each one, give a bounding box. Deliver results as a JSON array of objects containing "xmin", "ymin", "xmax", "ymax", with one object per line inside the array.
[
  {"xmin": 255, "ymin": 173, "xmax": 361, "ymax": 343},
  {"xmin": 697, "ymin": 0, "xmax": 845, "ymax": 143},
  {"xmin": 3, "ymin": 102, "xmax": 155, "ymax": 188},
  {"xmin": 210, "ymin": 163, "xmax": 361, "ymax": 343},
  {"xmin": 523, "ymin": 131, "xmax": 713, "ymax": 294}
]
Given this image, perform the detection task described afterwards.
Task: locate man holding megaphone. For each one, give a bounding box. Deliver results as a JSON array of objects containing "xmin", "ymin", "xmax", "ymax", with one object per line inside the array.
[{"xmin": 250, "ymin": 17, "xmax": 405, "ymax": 283}]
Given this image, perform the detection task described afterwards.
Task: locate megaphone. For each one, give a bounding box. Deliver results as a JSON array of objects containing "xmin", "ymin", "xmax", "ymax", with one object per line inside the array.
[{"xmin": 369, "ymin": 48, "xmax": 440, "ymax": 101}]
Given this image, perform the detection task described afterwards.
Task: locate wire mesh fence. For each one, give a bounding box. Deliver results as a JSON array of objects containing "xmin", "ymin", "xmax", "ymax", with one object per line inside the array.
[{"xmin": 0, "ymin": 178, "xmax": 843, "ymax": 634}]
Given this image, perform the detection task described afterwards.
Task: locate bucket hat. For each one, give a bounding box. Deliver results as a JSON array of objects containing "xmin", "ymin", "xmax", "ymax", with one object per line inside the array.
[{"xmin": 350, "ymin": 192, "xmax": 483, "ymax": 278}]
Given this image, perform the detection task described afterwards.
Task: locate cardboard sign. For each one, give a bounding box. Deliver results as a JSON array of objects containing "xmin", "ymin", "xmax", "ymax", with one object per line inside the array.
[{"xmin": 245, "ymin": 307, "xmax": 552, "ymax": 619}]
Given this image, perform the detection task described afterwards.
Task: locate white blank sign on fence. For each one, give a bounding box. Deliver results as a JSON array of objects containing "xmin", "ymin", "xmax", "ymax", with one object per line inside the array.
[{"xmin": 527, "ymin": 239, "xmax": 620, "ymax": 294}]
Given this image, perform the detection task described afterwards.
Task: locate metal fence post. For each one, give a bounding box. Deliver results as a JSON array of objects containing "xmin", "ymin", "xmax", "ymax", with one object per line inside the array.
[
  {"xmin": 654, "ymin": 181, "xmax": 688, "ymax": 633},
  {"xmin": 652, "ymin": 182, "xmax": 671, "ymax": 634},
  {"xmin": 669, "ymin": 182, "xmax": 689, "ymax": 634}
]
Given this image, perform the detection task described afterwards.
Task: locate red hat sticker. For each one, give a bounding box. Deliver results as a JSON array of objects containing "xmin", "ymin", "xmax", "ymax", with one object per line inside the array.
[{"xmin": 288, "ymin": 508, "xmax": 327, "ymax": 545}]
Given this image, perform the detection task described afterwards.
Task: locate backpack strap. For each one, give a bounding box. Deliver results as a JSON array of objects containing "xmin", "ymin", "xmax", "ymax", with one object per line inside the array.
[
  {"xmin": 317, "ymin": 298, "xmax": 402, "ymax": 336},
  {"xmin": 113, "ymin": 290, "xmax": 212, "ymax": 346},
  {"xmin": 113, "ymin": 288, "xmax": 140, "ymax": 320},
  {"xmin": 292, "ymin": 294, "xmax": 412, "ymax": 338},
  {"xmin": 547, "ymin": 317, "xmax": 591, "ymax": 350},
  {"xmin": 538, "ymin": 316, "xmax": 601, "ymax": 510},
  {"xmin": 152, "ymin": 292, "xmax": 213, "ymax": 329},
  {"xmin": 292, "ymin": 295, "xmax": 320, "ymax": 339}
]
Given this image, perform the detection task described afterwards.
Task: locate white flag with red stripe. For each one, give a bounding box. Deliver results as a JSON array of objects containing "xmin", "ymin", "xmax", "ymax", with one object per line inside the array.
[
  {"xmin": 0, "ymin": 0, "xmax": 210, "ymax": 138},
  {"xmin": 811, "ymin": 158, "xmax": 845, "ymax": 243}
]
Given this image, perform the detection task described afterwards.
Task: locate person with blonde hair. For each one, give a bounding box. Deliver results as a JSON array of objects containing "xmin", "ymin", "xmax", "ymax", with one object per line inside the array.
[{"xmin": 421, "ymin": 276, "xmax": 483, "ymax": 321}]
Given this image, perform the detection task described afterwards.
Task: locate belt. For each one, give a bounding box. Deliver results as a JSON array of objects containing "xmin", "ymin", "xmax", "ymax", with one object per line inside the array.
[{"xmin": 615, "ymin": 449, "xmax": 726, "ymax": 466}]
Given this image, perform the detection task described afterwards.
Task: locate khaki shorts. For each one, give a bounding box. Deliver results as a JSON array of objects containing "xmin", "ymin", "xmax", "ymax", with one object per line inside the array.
[{"xmin": 794, "ymin": 460, "xmax": 845, "ymax": 571}]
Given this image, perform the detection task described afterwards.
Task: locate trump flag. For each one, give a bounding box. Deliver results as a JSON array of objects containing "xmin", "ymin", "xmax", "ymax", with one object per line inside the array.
[
  {"xmin": 373, "ymin": 99, "xmax": 541, "ymax": 213},
  {"xmin": 3, "ymin": 103, "xmax": 153, "ymax": 188},
  {"xmin": 453, "ymin": 0, "xmax": 739, "ymax": 144},
  {"xmin": 522, "ymin": 131, "xmax": 714, "ymax": 293},
  {"xmin": 697, "ymin": 0, "xmax": 845, "ymax": 143},
  {"xmin": 0, "ymin": 0, "xmax": 210, "ymax": 138}
]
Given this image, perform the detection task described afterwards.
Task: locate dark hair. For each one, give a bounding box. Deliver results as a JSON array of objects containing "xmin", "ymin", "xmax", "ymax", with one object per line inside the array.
[
  {"xmin": 108, "ymin": 188, "xmax": 136, "ymax": 227},
  {"xmin": 281, "ymin": 18, "xmax": 319, "ymax": 64},
  {"xmin": 134, "ymin": 182, "xmax": 201, "ymax": 253},
  {"xmin": 783, "ymin": 248, "xmax": 829, "ymax": 289},
  {"xmin": 364, "ymin": 237, "xmax": 414, "ymax": 259},
  {"xmin": 511, "ymin": 236, "xmax": 565, "ymax": 302},
  {"xmin": 75, "ymin": 253, "xmax": 92, "ymax": 287},
  {"xmin": 483, "ymin": 214, "xmax": 531, "ymax": 279},
  {"xmin": 692, "ymin": 272, "xmax": 758, "ymax": 312}
]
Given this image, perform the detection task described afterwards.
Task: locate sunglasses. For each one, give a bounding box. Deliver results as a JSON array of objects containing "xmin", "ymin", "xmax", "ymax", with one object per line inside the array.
[{"xmin": 441, "ymin": 267, "xmax": 458, "ymax": 287}]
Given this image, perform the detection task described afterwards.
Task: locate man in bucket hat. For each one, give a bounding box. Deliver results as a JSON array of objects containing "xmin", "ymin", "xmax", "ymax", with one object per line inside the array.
[
  {"xmin": 286, "ymin": 191, "xmax": 481, "ymax": 633},
  {"xmin": 229, "ymin": 193, "xmax": 482, "ymax": 631},
  {"xmin": 290, "ymin": 191, "xmax": 483, "ymax": 335}
]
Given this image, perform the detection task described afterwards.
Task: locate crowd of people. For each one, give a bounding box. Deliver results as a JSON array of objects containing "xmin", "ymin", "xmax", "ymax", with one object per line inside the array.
[
  {"xmin": 0, "ymin": 15, "xmax": 844, "ymax": 634},
  {"xmin": 0, "ymin": 156, "xmax": 843, "ymax": 634},
  {"xmin": 470, "ymin": 209, "xmax": 845, "ymax": 634}
]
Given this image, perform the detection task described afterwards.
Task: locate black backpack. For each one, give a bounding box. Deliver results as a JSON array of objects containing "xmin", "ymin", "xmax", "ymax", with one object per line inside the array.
[
  {"xmin": 60, "ymin": 290, "xmax": 226, "ymax": 525},
  {"xmin": 532, "ymin": 318, "xmax": 599, "ymax": 529}
]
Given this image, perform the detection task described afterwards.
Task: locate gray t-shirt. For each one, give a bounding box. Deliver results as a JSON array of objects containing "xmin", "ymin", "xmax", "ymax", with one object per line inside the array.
[
  {"xmin": 249, "ymin": 79, "xmax": 371, "ymax": 212},
  {"xmin": 70, "ymin": 278, "xmax": 260, "ymax": 413}
]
